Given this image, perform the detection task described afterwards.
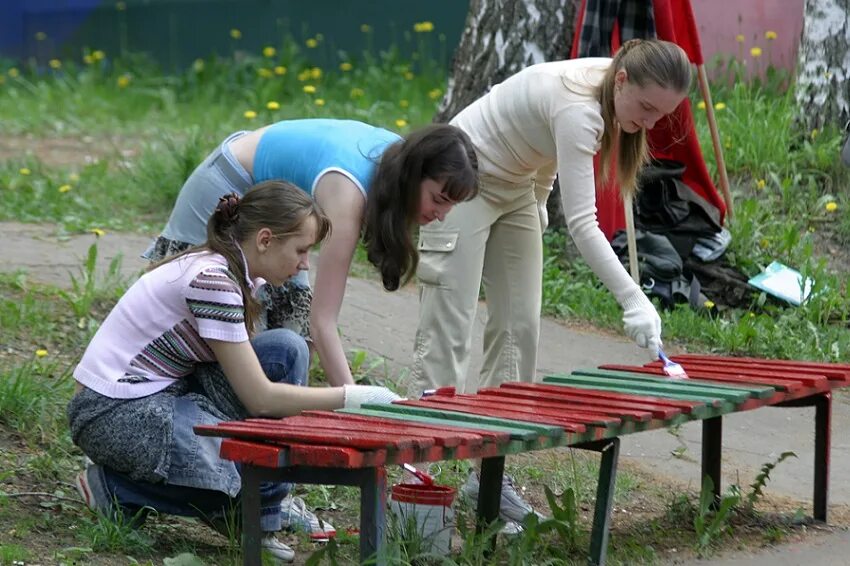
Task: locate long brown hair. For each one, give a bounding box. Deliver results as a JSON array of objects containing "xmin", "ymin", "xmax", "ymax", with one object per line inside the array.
[
  {"xmin": 363, "ymin": 124, "xmax": 479, "ymax": 291},
  {"xmin": 155, "ymin": 180, "xmax": 330, "ymax": 332},
  {"xmin": 596, "ymin": 39, "xmax": 692, "ymax": 198}
]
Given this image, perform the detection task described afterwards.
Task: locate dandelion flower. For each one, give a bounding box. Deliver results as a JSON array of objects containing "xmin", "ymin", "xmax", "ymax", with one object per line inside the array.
[
  {"xmin": 58, "ymin": 184, "xmax": 72, "ymax": 193},
  {"xmin": 756, "ymin": 179, "xmax": 766, "ymax": 190},
  {"xmin": 305, "ymin": 38, "xmax": 318, "ymax": 48},
  {"xmin": 69, "ymin": 173, "xmax": 80, "ymax": 182},
  {"xmin": 314, "ymin": 98, "xmax": 325, "ymax": 106},
  {"xmin": 49, "ymin": 59, "xmax": 62, "ymax": 69},
  {"xmin": 230, "ymin": 28, "xmax": 242, "ymax": 40},
  {"xmin": 696, "ymin": 100, "xmax": 706, "ymax": 110},
  {"xmin": 193, "ymin": 58, "xmax": 205, "ymax": 73},
  {"xmin": 735, "ymin": 34, "xmax": 745, "ymax": 43},
  {"xmin": 749, "ymin": 312, "xmax": 756, "ymax": 318},
  {"xmin": 404, "ymin": 71, "xmax": 414, "ymax": 80},
  {"xmin": 89, "ymin": 228, "xmax": 106, "ymax": 237},
  {"xmin": 263, "ymin": 46, "xmax": 277, "ymax": 58},
  {"xmin": 360, "ymin": 24, "xmax": 372, "ymax": 33},
  {"xmin": 714, "ymin": 102, "xmax": 726, "ymax": 110},
  {"xmin": 350, "ymin": 87, "xmax": 364, "ymax": 98},
  {"xmin": 750, "ymin": 47, "xmax": 762, "ymax": 58},
  {"xmin": 811, "ymin": 129, "xmax": 819, "ymax": 139},
  {"xmin": 83, "ymin": 54, "xmax": 94, "ymax": 65},
  {"xmin": 414, "ymin": 21, "xmax": 435, "ymax": 33},
  {"xmin": 257, "ymin": 68, "xmax": 273, "ymax": 78},
  {"xmin": 765, "ymin": 30, "xmax": 777, "ymax": 40},
  {"xmin": 339, "ymin": 62, "xmax": 353, "ymax": 72},
  {"xmin": 34, "ymin": 32, "xmax": 47, "ymax": 41},
  {"xmin": 19, "ymin": 168, "xmax": 31, "ymax": 176},
  {"xmin": 92, "ymin": 50, "xmax": 105, "ymax": 61},
  {"xmin": 703, "ymin": 300, "xmax": 715, "ymax": 309},
  {"xmin": 243, "ymin": 110, "xmax": 257, "ymax": 119},
  {"xmin": 303, "ymin": 85, "xmax": 317, "ymax": 94},
  {"xmin": 395, "ymin": 119, "xmax": 408, "ymax": 128},
  {"xmin": 274, "ymin": 66, "xmax": 287, "ymax": 75},
  {"xmin": 759, "ymin": 238, "xmax": 769, "ymax": 249},
  {"xmin": 310, "ymin": 67, "xmax": 322, "ymax": 80},
  {"xmin": 399, "ymin": 99, "xmax": 409, "ymax": 108},
  {"xmin": 825, "ymin": 201, "xmax": 838, "ymax": 212},
  {"xmin": 35, "ymin": 349, "xmax": 48, "ymax": 358},
  {"xmin": 116, "ymin": 75, "xmax": 131, "ymax": 88},
  {"xmin": 266, "ymin": 101, "xmax": 280, "ymax": 110},
  {"xmin": 428, "ymin": 88, "xmax": 443, "ymax": 100},
  {"xmin": 8, "ymin": 68, "xmax": 20, "ymax": 78}
]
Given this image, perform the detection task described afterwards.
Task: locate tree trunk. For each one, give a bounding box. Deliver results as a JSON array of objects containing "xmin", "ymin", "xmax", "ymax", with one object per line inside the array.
[
  {"xmin": 436, "ymin": 0, "xmax": 581, "ymax": 232},
  {"xmin": 795, "ymin": 0, "xmax": 850, "ymax": 133}
]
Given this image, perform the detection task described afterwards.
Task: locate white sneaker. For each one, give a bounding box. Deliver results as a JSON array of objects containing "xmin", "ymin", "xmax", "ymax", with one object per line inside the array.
[
  {"xmin": 261, "ymin": 534, "xmax": 295, "ymax": 563},
  {"xmin": 461, "ymin": 471, "xmax": 546, "ymax": 525},
  {"xmin": 280, "ymin": 494, "xmax": 336, "ymax": 541}
]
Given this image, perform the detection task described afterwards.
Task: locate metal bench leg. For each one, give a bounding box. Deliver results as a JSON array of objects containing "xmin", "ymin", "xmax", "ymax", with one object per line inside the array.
[
  {"xmin": 702, "ymin": 416, "xmax": 722, "ymax": 506},
  {"xmin": 588, "ymin": 438, "xmax": 620, "ymax": 566},
  {"xmin": 241, "ymin": 465, "xmax": 263, "ymax": 566},
  {"xmin": 478, "ymin": 455, "xmax": 506, "ymax": 554},
  {"xmin": 359, "ymin": 466, "xmax": 388, "ymax": 565},
  {"xmin": 814, "ymin": 393, "xmax": 831, "ymax": 522}
]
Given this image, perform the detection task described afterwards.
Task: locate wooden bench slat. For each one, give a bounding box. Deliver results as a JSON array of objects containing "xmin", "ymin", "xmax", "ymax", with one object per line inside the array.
[
  {"xmin": 669, "ymin": 355, "xmax": 850, "ymax": 382},
  {"xmin": 478, "ymin": 387, "xmax": 679, "ymax": 420},
  {"xmin": 541, "ymin": 376, "xmax": 736, "ymax": 409},
  {"xmin": 577, "ymin": 368, "xmax": 777, "ymax": 399},
  {"xmin": 404, "ymin": 397, "xmax": 596, "ymax": 430},
  {"xmin": 600, "ymin": 364, "xmax": 806, "ymax": 392},
  {"xmin": 452, "ymin": 391, "xmax": 654, "ymax": 422},
  {"xmin": 643, "ymin": 360, "xmax": 831, "ymax": 388}
]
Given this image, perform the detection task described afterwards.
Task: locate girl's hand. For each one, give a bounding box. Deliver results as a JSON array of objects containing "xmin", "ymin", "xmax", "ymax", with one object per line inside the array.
[
  {"xmin": 621, "ymin": 289, "xmax": 662, "ymax": 352},
  {"xmin": 342, "ymin": 385, "xmax": 402, "ymax": 409}
]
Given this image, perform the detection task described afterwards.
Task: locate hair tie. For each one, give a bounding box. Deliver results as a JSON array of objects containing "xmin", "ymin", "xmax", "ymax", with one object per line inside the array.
[
  {"xmin": 216, "ymin": 193, "xmax": 241, "ymax": 224},
  {"xmin": 620, "ymin": 38, "xmax": 643, "ymax": 53}
]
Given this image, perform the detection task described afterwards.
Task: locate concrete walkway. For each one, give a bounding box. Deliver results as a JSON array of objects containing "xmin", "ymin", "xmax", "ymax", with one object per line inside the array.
[{"xmin": 3, "ymin": 221, "xmax": 849, "ymax": 564}]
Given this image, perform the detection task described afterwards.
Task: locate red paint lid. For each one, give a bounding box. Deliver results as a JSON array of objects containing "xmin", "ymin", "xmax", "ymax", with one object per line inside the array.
[{"xmin": 391, "ymin": 483, "xmax": 456, "ymax": 506}]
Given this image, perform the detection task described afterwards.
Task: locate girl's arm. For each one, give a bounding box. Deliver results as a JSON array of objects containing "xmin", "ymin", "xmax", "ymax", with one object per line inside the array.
[
  {"xmin": 207, "ymin": 339, "xmax": 344, "ymax": 417},
  {"xmin": 310, "ymin": 172, "xmax": 366, "ymax": 386}
]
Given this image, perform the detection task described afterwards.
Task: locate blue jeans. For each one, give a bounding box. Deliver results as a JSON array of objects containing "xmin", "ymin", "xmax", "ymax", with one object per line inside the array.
[{"xmin": 97, "ymin": 328, "xmax": 309, "ymax": 532}]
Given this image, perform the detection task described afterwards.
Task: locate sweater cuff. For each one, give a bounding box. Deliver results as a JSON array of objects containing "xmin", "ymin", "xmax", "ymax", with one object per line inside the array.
[{"xmin": 620, "ymin": 288, "xmax": 652, "ymax": 311}]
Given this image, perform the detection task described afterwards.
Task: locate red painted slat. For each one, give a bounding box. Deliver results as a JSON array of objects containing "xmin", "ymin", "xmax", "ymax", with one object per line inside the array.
[
  {"xmin": 602, "ymin": 364, "xmax": 808, "ymax": 393},
  {"xmin": 476, "ymin": 389, "xmax": 672, "ymax": 420},
  {"xmin": 397, "ymin": 399, "xmax": 589, "ymax": 433},
  {"xmin": 668, "ymin": 355, "xmax": 850, "ymax": 382},
  {"xmin": 420, "ymin": 394, "xmax": 629, "ymax": 425},
  {"xmin": 642, "ymin": 360, "xmax": 830, "ymax": 388},
  {"xmin": 276, "ymin": 416, "xmax": 478, "ymax": 448},
  {"xmin": 498, "ymin": 382, "xmax": 705, "ymax": 413},
  {"xmin": 220, "ymin": 439, "xmax": 286, "ymax": 467}
]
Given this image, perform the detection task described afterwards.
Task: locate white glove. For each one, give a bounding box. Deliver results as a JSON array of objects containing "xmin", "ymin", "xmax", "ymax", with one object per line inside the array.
[
  {"xmin": 621, "ymin": 289, "xmax": 662, "ymax": 350},
  {"xmin": 342, "ymin": 385, "xmax": 402, "ymax": 409},
  {"xmin": 537, "ymin": 200, "xmax": 549, "ymax": 232}
]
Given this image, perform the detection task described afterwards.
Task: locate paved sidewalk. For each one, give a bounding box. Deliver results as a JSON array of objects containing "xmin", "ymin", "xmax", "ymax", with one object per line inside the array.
[{"xmin": 3, "ymin": 221, "xmax": 850, "ymax": 564}]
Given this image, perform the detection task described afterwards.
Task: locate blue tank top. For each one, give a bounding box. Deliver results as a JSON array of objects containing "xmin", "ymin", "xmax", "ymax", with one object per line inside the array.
[{"xmin": 253, "ymin": 119, "xmax": 401, "ymax": 196}]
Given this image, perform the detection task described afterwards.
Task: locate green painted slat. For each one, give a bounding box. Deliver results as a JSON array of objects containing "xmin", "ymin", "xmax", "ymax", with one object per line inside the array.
[
  {"xmin": 362, "ymin": 403, "xmax": 564, "ymax": 438},
  {"xmin": 541, "ymin": 376, "xmax": 737, "ymax": 410},
  {"xmin": 573, "ymin": 368, "xmax": 776, "ymax": 399},
  {"xmin": 544, "ymin": 373, "xmax": 750, "ymax": 403}
]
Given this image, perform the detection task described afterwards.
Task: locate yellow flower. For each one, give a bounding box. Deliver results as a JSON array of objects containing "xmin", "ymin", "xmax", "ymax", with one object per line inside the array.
[
  {"xmin": 116, "ymin": 75, "xmax": 131, "ymax": 88},
  {"xmin": 69, "ymin": 173, "xmax": 80, "ymax": 182},
  {"xmin": 703, "ymin": 300, "xmax": 715, "ymax": 309},
  {"xmin": 274, "ymin": 65, "xmax": 287, "ymax": 76},
  {"xmin": 8, "ymin": 68, "xmax": 19, "ymax": 78},
  {"xmin": 297, "ymin": 69, "xmax": 310, "ymax": 81},
  {"xmin": 404, "ymin": 71, "xmax": 414, "ymax": 80},
  {"xmin": 735, "ymin": 34, "xmax": 745, "ymax": 43},
  {"xmin": 115, "ymin": 1, "xmax": 126, "ymax": 10},
  {"xmin": 360, "ymin": 24, "xmax": 372, "ymax": 33},
  {"xmin": 266, "ymin": 101, "xmax": 280, "ymax": 110},
  {"xmin": 414, "ymin": 21, "xmax": 435, "ymax": 33},
  {"xmin": 350, "ymin": 87, "xmax": 364, "ymax": 98},
  {"xmin": 314, "ymin": 98, "xmax": 325, "ymax": 106},
  {"xmin": 305, "ymin": 38, "xmax": 318, "ymax": 48},
  {"xmin": 395, "ymin": 119, "xmax": 408, "ymax": 128},
  {"xmin": 303, "ymin": 85, "xmax": 317, "ymax": 94},
  {"xmin": 58, "ymin": 184, "xmax": 72, "ymax": 193},
  {"xmin": 825, "ymin": 201, "xmax": 838, "ymax": 212},
  {"xmin": 399, "ymin": 99, "xmax": 409, "ymax": 108},
  {"xmin": 428, "ymin": 88, "xmax": 442, "ymax": 100},
  {"xmin": 310, "ymin": 67, "xmax": 322, "ymax": 80},
  {"xmin": 35, "ymin": 349, "xmax": 48, "ymax": 358},
  {"xmin": 750, "ymin": 47, "xmax": 762, "ymax": 58},
  {"xmin": 83, "ymin": 54, "xmax": 94, "ymax": 65},
  {"xmin": 92, "ymin": 50, "xmax": 105, "ymax": 61},
  {"xmin": 230, "ymin": 28, "xmax": 242, "ymax": 40},
  {"xmin": 19, "ymin": 168, "xmax": 31, "ymax": 176},
  {"xmin": 714, "ymin": 102, "xmax": 726, "ymax": 110},
  {"xmin": 34, "ymin": 31, "xmax": 47, "ymax": 41},
  {"xmin": 89, "ymin": 228, "xmax": 106, "ymax": 237},
  {"xmin": 262, "ymin": 46, "xmax": 277, "ymax": 58},
  {"xmin": 759, "ymin": 238, "xmax": 769, "ymax": 249},
  {"xmin": 193, "ymin": 58, "xmax": 205, "ymax": 72},
  {"xmin": 756, "ymin": 178, "xmax": 766, "ymax": 190},
  {"xmin": 339, "ymin": 62, "xmax": 353, "ymax": 72},
  {"xmin": 811, "ymin": 129, "xmax": 819, "ymax": 139},
  {"xmin": 257, "ymin": 68, "xmax": 273, "ymax": 78},
  {"xmin": 243, "ymin": 110, "xmax": 257, "ymax": 119},
  {"xmin": 49, "ymin": 59, "xmax": 62, "ymax": 69},
  {"xmin": 696, "ymin": 100, "xmax": 706, "ymax": 110},
  {"xmin": 765, "ymin": 30, "xmax": 777, "ymax": 40},
  {"xmin": 749, "ymin": 312, "xmax": 756, "ymax": 318}
]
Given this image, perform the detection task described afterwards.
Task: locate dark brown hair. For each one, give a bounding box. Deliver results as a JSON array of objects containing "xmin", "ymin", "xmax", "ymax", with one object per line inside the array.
[
  {"xmin": 596, "ymin": 39, "xmax": 692, "ymax": 198},
  {"xmin": 156, "ymin": 180, "xmax": 330, "ymax": 332},
  {"xmin": 363, "ymin": 124, "xmax": 479, "ymax": 291}
]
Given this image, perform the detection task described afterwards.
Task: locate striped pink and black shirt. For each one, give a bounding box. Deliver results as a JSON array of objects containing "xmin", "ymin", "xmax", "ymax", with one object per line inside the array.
[{"xmin": 74, "ymin": 252, "xmax": 260, "ymax": 399}]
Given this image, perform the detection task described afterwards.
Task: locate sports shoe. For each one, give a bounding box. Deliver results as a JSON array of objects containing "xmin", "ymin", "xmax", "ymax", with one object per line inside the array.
[
  {"xmin": 261, "ymin": 534, "xmax": 295, "ymax": 563},
  {"xmin": 74, "ymin": 464, "xmax": 109, "ymax": 512},
  {"xmin": 280, "ymin": 494, "xmax": 336, "ymax": 541},
  {"xmin": 461, "ymin": 471, "xmax": 546, "ymax": 524}
]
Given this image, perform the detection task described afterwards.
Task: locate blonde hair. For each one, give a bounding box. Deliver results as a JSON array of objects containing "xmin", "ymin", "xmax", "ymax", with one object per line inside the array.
[{"xmin": 595, "ymin": 39, "xmax": 692, "ymax": 199}]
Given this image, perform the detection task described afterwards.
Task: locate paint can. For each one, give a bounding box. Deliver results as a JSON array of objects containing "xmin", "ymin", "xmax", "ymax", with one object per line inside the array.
[{"xmin": 389, "ymin": 482, "xmax": 456, "ymax": 555}]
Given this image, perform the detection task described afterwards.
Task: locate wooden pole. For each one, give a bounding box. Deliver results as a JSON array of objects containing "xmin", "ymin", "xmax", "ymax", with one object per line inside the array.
[
  {"xmin": 697, "ymin": 64, "xmax": 734, "ymax": 217},
  {"xmin": 623, "ymin": 194, "xmax": 640, "ymax": 284}
]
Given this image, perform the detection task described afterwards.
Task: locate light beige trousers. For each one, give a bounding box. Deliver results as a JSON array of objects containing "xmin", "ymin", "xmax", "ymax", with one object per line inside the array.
[{"xmin": 411, "ymin": 175, "xmax": 543, "ymax": 395}]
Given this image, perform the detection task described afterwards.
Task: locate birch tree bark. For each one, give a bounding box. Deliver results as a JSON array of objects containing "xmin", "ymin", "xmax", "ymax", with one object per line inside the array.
[{"xmin": 795, "ymin": 0, "xmax": 850, "ymax": 132}]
